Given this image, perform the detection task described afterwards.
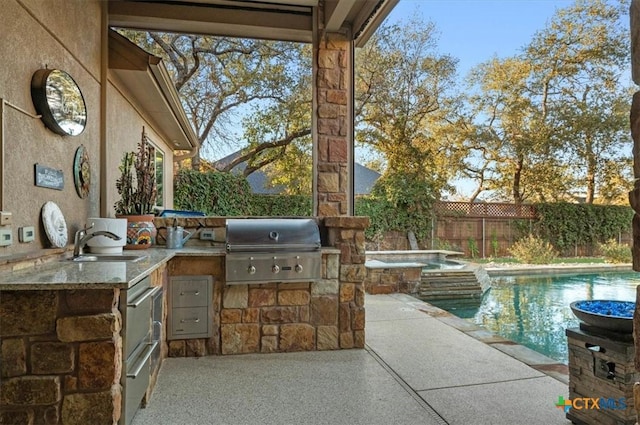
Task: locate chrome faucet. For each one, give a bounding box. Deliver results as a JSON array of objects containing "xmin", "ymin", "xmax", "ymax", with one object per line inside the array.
[{"xmin": 73, "ymin": 224, "xmax": 121, "ymax": 257}]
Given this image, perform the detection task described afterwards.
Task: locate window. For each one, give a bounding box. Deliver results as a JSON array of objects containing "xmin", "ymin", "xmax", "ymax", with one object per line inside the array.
[{"xmin": 148, "ymin": 143, "xmax": 164, "ymax": 208}]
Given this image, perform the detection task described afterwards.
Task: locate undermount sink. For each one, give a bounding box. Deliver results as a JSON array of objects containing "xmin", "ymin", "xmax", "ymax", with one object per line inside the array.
[{"xmin": 68, "ymin": 254, "xmax": 148, "ymax": 263}]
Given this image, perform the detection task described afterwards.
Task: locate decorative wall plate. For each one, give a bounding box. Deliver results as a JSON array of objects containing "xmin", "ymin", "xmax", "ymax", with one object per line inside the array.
[
  {"xmin": 42, "ymin": 201, "xmax": 68, "ymax": 248},
  {"xmin": 73, "ymin": 145, "xmax": 90, "ymax": 198}
]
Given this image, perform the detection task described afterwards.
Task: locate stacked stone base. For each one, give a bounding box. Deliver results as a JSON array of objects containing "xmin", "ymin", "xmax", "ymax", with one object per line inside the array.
[
  {"xmin": 566, "ymin": 328, "xmax": 637, "ymax": 425},
  {"xmin": 0, "ymin": 290, "xmax": 122, "ymax": 425}
]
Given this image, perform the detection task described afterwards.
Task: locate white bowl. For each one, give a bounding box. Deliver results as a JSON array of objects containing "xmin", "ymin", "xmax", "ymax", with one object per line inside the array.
[{"xmin": 86, "ymin": 217, "xmax": 127, "ymax": 254}]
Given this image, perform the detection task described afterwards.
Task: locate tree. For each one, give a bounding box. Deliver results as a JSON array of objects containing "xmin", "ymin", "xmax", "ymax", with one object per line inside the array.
[
  {"xmin": 118, "ymin": 31, "xmax": 311, "ymax": 173},
  {"xmin": 524, "ymin": 0, "xmax": 630, "ymax": 204},
  {"xmin": 462, "ymin": 0, "xmax": 631, "ymax": 203},
  {"xmin": 222, "ymin": 45, "xmax": 313, "ymax": 195},
  {"xmin": 465, "ymin": 57, "xmax": 547, "ymax": 203},
  {"xmin": 355, "ymin": 17, "xmax": 463, "ymax": 196}
]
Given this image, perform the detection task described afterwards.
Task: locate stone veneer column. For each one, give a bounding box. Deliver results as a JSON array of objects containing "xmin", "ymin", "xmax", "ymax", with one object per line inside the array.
[
  {"xmin": 324, "ymin": 216, "xmax": 369, "ymax": 348},
  {"xmin": 629, "ymin": 1, "xmax": 640, "ymax": 422},
  {"xmin": 314, "ymin": 0, "xmax": 354, "ymax": 216}
]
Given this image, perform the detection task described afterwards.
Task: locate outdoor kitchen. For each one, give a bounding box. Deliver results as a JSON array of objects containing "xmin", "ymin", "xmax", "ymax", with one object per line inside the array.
[{"xmin": 0, "ymin": 215, "xmax": 368, "ymax": 424}]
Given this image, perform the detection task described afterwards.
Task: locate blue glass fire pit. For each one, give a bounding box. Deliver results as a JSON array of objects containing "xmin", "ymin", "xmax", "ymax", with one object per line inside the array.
[{"xmin": 570, "ymin": 300, "xmax": 635, "ymax": 333}]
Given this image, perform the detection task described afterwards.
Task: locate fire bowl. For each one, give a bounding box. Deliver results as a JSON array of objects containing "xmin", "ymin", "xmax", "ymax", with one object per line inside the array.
[{"xmin": 570, "ymin": 300, "xmax": 634, "ymax": 333}]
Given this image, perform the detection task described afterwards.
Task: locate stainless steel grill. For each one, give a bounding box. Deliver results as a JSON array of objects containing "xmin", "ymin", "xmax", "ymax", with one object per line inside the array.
[{"xmin": 225, "ymin": 218, "xmax": 321, "ymax": 285}]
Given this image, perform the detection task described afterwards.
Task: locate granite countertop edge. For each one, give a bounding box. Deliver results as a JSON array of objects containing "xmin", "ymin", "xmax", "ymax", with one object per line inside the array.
[
  {"xmin": 0, "ymin": 247, "xmax": 225, "ymax": 290},
  {"xmin": 0, "ymin": 246, "xmax": 339, "ymax": 290}
]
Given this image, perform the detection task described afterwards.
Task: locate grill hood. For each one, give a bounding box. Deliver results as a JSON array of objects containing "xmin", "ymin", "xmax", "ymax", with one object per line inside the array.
[{"xmin": 225, "ymin": 218, "xmax": 320, "ymax": 252}]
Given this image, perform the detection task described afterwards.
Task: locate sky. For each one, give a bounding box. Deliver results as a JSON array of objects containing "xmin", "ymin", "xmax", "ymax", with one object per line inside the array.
[
  {"xmin": 209, "ymin": 0, "xmax": 628, "ymax": 198},
  {"xmin": 367, "ymin": 0, "xmax": 618, "ymax": 198},
  {"xmin": 384, "ymin": 0, "xmax": 577, "ymax": 79}
]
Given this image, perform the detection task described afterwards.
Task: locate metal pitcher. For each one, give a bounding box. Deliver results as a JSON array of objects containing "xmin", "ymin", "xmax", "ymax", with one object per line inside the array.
[{"xmin": 166, "ymin": 226, "xmax": 193, "ymax": 249}]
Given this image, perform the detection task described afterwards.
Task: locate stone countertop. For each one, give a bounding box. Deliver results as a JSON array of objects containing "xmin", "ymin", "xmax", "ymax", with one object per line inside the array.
[
  {"xmin": 0, "ymin": 247, "xmax": 225, "ymax": 291},
  {"xmin": 0, "ymin": 246, "xmax": 339, "ymax": 290}
]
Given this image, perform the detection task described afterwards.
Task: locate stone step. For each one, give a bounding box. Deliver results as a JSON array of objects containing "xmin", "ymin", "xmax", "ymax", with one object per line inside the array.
[
  {"xmin": 417, "ymin": 266, "xmax": 489, "ymax": 301},
  {"xmin": 419, "ymin": 291, "xmax": 482, "ymax": 300}
]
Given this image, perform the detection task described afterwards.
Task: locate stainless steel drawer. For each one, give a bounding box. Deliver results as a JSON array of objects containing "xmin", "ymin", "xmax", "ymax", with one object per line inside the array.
[
  {"xmin": 171, "ymin": 278, "xmax": 210, "ymax": 307},
  {"xmin": 124, "ymin": 341, "xmax": 156, "ymax": 425},
  {"xmin": 169, "ymin": 307, "xmax": 209, "ymax": 337},
  {"xmin": 124, "ymin": 280, "xmax": 160, "ymax": 361}
]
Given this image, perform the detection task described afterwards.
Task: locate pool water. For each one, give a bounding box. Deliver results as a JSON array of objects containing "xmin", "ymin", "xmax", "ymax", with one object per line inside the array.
[
  {"xmin": 422, "ymin": 260, "xmax": 465, "ymax": 270},
  {"xmin": 429, "ymin": 271, "xmax": 640, "ymax": 364}
]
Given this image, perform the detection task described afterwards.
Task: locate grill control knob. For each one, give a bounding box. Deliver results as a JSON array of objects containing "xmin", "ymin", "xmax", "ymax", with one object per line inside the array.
[
  {"xmin": 248, "ymin": 265, "xmax": 256, "ymax": 275},
  {"xmin": 295, "ymin": 264, "xmax": 303, "ymax": 273},
  {"xmin": 272, "ymin": 264, "xmax": 280, "ymax": 274}
]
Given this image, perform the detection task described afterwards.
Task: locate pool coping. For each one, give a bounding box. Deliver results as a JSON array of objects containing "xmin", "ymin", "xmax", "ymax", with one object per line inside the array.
[
  {"xmin": 483, "ymin": 262, "xmax": 633, "ymax": 276},
  {"xmin": 413, "ymin": 262, "xmax": 636, "ymax": 384},
  {"xmin": 390, "ymin": 292, "xmax": 571, "ymax": 385}
]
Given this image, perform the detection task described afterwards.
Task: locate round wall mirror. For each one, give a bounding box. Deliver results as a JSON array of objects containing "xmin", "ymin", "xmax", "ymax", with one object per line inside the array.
[{"xmin": 31, "ymin": 69, "xmax": 87, "ymax": 136}]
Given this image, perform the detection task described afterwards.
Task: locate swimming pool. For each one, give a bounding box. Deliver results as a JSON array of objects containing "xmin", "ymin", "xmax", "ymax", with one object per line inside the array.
[
  {"xmin": 422, "ymin": 259, "xmax": 465, "ymax": 270},
  {"xmin": 429, "ymin": 271, "xmax": 639, "ymax": 364}
]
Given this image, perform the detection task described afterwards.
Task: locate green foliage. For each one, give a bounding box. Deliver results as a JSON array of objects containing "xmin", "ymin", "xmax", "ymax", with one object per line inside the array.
[
  {"xmin": 463, "ymin": 0, "xmax": 631, "ymax": 203},
  {"xmin": 355, "ymin": 171, "xmax": 437, "ymax": 241},
  {"xmin": 490, "ymin": 230, "xmax": 499, "ymax": 257},
  {"xmin": 355, "ymin": 16, "xmax": 462, "ymax": 195},
  {"xmin": 534, "ymin": 202, "xmax": 633, "ymax": 252},
  {"xmin": 432, "ymin": 238, "xmax": 453, "ymax": 251},
  {"xmin": 174, "ymin": 169, "xmax": 311, "ymax": 216},
  {"xmin": 467, "ymin": 237, "xmax": 479, "ymax": 258},
  {"xmin": 173, "ymin": 169, "xmax": 252, "ymax": 216},
  {"xmin": 250, "ymin": 195, "xmax": 312, "ymax": 216},
  {"xmin": 597, "ymin": 239, "xmax": 631, "ymax": 264},
  {"xmin": 508, "ymin": 234, "xmax": 558, "ymax": 264}
]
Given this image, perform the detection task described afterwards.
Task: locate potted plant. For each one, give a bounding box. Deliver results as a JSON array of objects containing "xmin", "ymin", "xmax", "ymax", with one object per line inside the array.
[{"xmin": 114, "ymin": 127, "xmax": 157, "ymax": 249}]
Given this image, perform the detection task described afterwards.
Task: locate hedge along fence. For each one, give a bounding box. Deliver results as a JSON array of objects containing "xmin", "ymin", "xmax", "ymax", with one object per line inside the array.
[
  {"xmin": 174, "ymin": 169, "xmax": 313, "ymax": 216},
  {"xmin": 433, "ymin": 202, "xmax": 633, "ymax": 258},
  {"xmin": 173, "ymin": 170, "xmax": 632, "ymax": 257},
  {"xmin": 174, "ymin": 169, "xmax": 254, "ymax": 216},
  {"xmin": 531, "ymin": 203, "xmax": 633, "ymax": 257}
]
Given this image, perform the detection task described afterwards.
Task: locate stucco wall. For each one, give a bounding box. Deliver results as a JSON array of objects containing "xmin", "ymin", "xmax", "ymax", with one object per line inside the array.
[
  {"xmin": 0, "ymin": 0, "xmax": 176, "ymax": 258},
  {"xmin": 0, "ymin": 0, "xmax": 102, "ymax": 256}
]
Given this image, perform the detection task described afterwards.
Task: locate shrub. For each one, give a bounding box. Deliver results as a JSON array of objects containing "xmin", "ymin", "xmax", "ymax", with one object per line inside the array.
[
  {"xmin": 508, "ymin": 234, "xmax": 558, "ymax": 264},
  {"xmin": 468, "ymin": 237, "xmax": 479, "ymax": 258},
  {"xmin": 598, "ymin": 239, "xmax": 631, "ymax": 264}
]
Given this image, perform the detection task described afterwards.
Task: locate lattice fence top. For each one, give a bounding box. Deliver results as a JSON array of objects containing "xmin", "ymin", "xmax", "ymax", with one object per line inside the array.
[{"xmin": 434, "ymin": 201, "xmax": 536, "ymax": 218}]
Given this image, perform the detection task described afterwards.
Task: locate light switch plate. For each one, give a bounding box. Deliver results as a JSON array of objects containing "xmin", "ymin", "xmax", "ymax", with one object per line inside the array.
[
  {"xmin": 19, "ymin": 226, "xmax": 35, "ymax": 243},
  {"xmin": 0, "ymin": 228, "xmax": 12, "ymax": 246}
]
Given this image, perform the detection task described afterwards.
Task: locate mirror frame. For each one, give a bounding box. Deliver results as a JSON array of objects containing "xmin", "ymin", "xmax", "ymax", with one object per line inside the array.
[{"xmin": 31, "ymin": 69, "xmax": 87, "ymax": 136}]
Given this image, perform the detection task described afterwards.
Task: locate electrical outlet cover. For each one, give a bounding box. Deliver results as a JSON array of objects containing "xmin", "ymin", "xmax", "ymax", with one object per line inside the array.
[
  {"xmin": 0, "ymin": 228, "xmax": 13, "ymax": 246},
  {"xmin": 19, "ymin": 226, "xmax": 35, "ymax": 243}
]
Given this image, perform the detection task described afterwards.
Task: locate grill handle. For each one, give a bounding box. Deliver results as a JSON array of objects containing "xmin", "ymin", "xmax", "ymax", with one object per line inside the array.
[{"xmin": 226, "ymin": 243, "xmax": 321, "ymax": 252}]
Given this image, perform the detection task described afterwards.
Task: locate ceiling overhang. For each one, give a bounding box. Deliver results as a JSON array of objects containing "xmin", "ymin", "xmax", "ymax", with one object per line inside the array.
[
  {"xmin": 108, "ymin": 29, "xmax": 199, "ymax": 153},
  {"xmin": 108, "ymin": 0, "xmax": 398, "ymax": 46}
]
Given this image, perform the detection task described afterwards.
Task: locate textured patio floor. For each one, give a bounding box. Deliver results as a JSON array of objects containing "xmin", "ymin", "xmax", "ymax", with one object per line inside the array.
[{"xmin": 132, "ymin": 293, "xmax": 571, "ymax": 425}]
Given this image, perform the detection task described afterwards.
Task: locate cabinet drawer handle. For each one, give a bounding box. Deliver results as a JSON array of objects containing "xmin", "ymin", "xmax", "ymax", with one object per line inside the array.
[
  {"xmin": 180, "ymin": 290, "xmax": 200, "ymax": 296},
  {"xmin": 180, "ymin": 318, "xmax": 200, "ymax": 323},
  {"xmin": 129, "ymin": 285, "xmax": 162, "ymax": 308},
  {"xmin": 127, "ymin": 341, "xmax": 157, "ymax": 378}
]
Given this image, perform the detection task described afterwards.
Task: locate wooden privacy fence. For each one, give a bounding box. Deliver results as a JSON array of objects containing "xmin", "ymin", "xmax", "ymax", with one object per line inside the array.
[
  {"xmin": 368, "ymin": 201, "xmax": 632, "ymax": 258},
  {"xmin": 432, "ymin": 202, "xmax": 536, "ymax": 258},
  {"xmin": 433, "ymin": 201, "xmax": 536, "ymax": 219}
]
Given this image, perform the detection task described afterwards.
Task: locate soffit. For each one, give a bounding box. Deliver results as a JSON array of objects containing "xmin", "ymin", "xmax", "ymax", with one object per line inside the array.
[
  {"xmin": 109, "ymin": 29, "xmax": 199, "ymax": 152},
  {"xmin": 108, "ymin": 0, "xmax": 398, "ymax": 45}
]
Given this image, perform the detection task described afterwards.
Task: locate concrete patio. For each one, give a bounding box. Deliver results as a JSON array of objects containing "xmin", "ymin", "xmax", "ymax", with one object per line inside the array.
[{"xmin": 132, "ymin": 293, "xmax": 571, "ymax": 425}]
